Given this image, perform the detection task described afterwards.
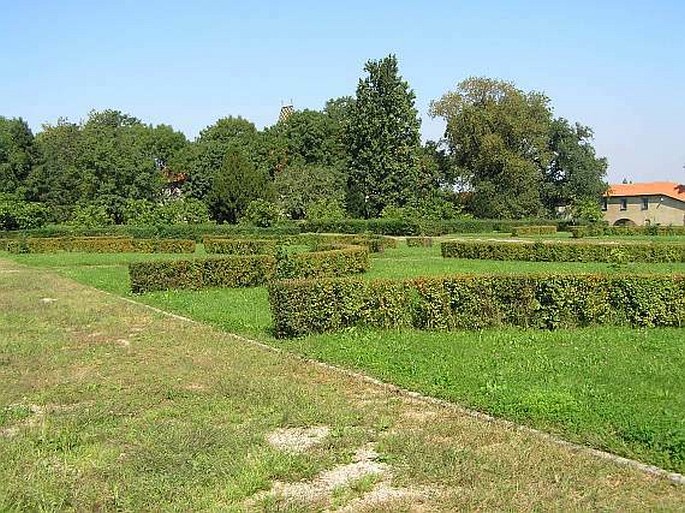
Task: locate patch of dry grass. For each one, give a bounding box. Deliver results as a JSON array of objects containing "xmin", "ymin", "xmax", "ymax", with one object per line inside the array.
[{"xmin": 0, "ymin": 259, "xmax": 683, "ymax": 511}]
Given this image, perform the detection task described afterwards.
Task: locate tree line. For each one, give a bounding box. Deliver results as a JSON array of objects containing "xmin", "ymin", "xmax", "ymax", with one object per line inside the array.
[{"xmin": 0, "ymin": 54, "xmax": 607, "ymax": 230}]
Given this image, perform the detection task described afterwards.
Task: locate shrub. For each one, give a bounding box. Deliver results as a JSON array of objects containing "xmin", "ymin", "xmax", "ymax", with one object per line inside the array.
[
  {"xmin": 129, "ymin": 244, "xmax": 370, "ymax": 293},
  {"xmin": 406, "ymin": 236, "xmax": 433, "ymax": 247},
  {"xmin": 300, "ymin": 218, "xmax": 564, "ymax": 236},
  {"xmin": 511, "ymin": 225, "xmax": 557, "ymax": 237},
  {"xmin": 204, "ymin": 238, "xmax": 277, "ymax": 255},
  {"xmin": 68, "ymin": 203, "xmax": 113, "ymax": 228},
  {"xmin": 277, "ymin": 245, "xmax": 369, "ymax": 280},
  {"xmin": 129, "ymin": 255, "xmax": 276, "ymax": 293},
  {"xmin": 0, "ymin": 198, "xmax": 49, "ymax": 231},
  {"xmin": 4, "ymin": 223, "xmax": 301, "ymax": 242},
  {"xmin": 243, "ymin": 199, "xmax": 281, "ymax": 228},
  {"xmin": 441, "ymin": 240, "xmax": 685, "ymax": 263},
  {"xmin": 5, "ymin": 237, "xmax": 195, "ymax": 254},
  {"xmin": 301, "ymin": 233, "xmax": 396, "ymax": 253},
  {"xmin": 268, "ymin": 273, "xmax": 685, "ymax": 337},
  {"xmin": 571, "ymin": 225, "xmax": 685, "ymax": 238}
]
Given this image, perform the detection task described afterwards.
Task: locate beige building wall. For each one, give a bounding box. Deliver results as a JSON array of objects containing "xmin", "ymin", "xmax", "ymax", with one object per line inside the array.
[{"xmin": 604, "ymin": 195, "xmax": 685, "ymax": 226}]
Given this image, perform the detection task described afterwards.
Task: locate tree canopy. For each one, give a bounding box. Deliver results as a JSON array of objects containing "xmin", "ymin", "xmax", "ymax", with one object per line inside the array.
[
  {"xmin": 0, "ymin": 59, "xmax": 608, "ymax": 229},
  {"xmin": 430, "ymin": 77, "xmax": 607, "ymax": 219}
]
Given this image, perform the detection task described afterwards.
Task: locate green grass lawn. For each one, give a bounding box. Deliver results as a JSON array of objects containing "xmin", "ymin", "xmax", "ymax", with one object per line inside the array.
[
  {"xmin": 4, "ymin": 258, "xmax": 684, "ymax": 510},
  {"xmin": 4, "ymin": 242, "xmax": 685, "ymax": 475}
]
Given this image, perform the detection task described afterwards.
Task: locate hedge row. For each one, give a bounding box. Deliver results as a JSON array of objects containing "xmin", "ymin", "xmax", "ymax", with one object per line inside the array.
[
  {"xmin": 2, "ymin": 219, "xmax": 575, "ymax": 239},
  {"xmin": 406, "ymin": 236, "xmax": 433, "ymax": 247},
  {"xmin": 441, "ymin": 240, "xmax": 685, "ymax": 263},
  {"xmin": 5, "ymin": 237, "xmax": 196, "ymax": 254},
  {"xmin": 571, "ymin": 225, "xmax": 685, "ymax": 238},
  {"xmin": 277, "ymin": 245, "xmax": 369, "ymax": 280},
  {"xmin": 204, "ymin": 237, "xmax": 277, "ymax": 255},
  {"xmin": 129, "ymin": 244, "xmax": 370, "ymax": 293},
  {"xmin": 511, "ymin": 225, "xmax": 557, "ymax": 237},
  {"xmin": 301, "ymin": 233, "xmax": 397, "ymax": 253},
  {"xmin": 299, "ymin": 218, "xmax": 570, "ymax": 236},
  {"xmin": 1, "ymin": 223, "xmax": 300, "ymax": 241},
  {"xmin": 268, "ymin": 274, "xmax": 685, "ymax": 337},
  {"xmin": 129, "ymin": 255, "xmax": 276, "ymax": 293}
]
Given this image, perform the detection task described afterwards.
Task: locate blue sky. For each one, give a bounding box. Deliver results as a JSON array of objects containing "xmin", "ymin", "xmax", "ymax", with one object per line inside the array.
[{"xmin": 1, "ymin": 0, "xmax": 683, "ymax": 183}]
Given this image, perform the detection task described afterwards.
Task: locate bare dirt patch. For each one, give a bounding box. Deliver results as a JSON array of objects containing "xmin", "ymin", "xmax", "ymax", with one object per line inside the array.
[
  {"xmin": 267, "ymin": 425, "xmax": 330, "ymax": 453},
  {"xmin": 250, "ymin": 440, "xmax": 433, "ymax": 511}
]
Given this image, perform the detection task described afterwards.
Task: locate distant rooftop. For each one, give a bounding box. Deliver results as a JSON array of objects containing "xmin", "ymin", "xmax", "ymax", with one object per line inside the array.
[{"xmin": 606, "ymin": 181, "xmax": 685, "ymax": 203}]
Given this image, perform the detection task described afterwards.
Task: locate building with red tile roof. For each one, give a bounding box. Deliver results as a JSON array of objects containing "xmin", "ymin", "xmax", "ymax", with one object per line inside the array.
[{"xmin": 603, "ymin": 181, "xmax": 685, "ymax": 226}]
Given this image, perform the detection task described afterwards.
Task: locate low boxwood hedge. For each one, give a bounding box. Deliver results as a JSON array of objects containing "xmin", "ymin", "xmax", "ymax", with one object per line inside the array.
[
  {"xmin": 511, "ymin": 225, "xmax": 557, "ymax": 237},
  {"xmin": 441, "ymin": 240, "xmax": 685, "ymax": 263},
  {"xmin": 406, "ymin": 236, "xmax": 433, "ymax": 247},
  {"xmin": 268, "ymin": 274, "xmax": 685, "ymax": 337},
  {"xmin": 6, "ymin": 236, "xmax": 196, "ymax": 254},
  {"xmin": 130, "ymin": 244, "xmax": 370, "ymax": 293},
  {"xmin": 129, "ymin": 255, "xmax": 277, "ymax": 293},
  {"xmin": 299, "ymin": 218, "xmax": 567, "ymax": 236},
  {"xmin": 571, "ymin": 225, "xmax": 685, "ymax": 238},
  {"xmin": 204, "ymin": 237, "xmax": 277, "ymax": 255},
  {"xmin": 1, "ymin": 223, "xmax": 300, "ymax": 241},
  {"xmin": 277, "ymin": 245, "xmax": 369, "ymax": 280},
  {"xmin": 300, "ymin": 233, "xmax": 396, "ymax": 253}
]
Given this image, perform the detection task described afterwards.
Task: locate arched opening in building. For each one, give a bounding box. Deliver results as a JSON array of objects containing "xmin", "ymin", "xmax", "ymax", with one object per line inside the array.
[{"xmin": 614, "ymin": 218, "xmax": 636, "ymax": 227}]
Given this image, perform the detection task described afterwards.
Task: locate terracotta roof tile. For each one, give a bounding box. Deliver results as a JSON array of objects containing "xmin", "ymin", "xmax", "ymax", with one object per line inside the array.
[{"xmin": 606, "ymin": 182, "xmax": 685, "ymax": 203}]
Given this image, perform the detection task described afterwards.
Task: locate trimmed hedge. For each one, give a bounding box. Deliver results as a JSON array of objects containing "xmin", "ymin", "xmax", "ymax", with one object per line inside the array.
[
  {"xmin": 300, "ymin": 233, "xmax": 396, "ymax": 253},
  {"xmin": 571, "ymin": 225, "xmax": 685, "ymax": 238},
  {"xmin": 511, "ymin": 225, "xmax": 557, "ymax": 237},
  {"xmin": 129, "ymin": 255, "xmax": 277, "ymax": 293},
  {"xmin": 441, "ymin": 240, "xmax": 685, "ymax": 263},
  {"xmin": 1, "ymin": 223, "xmax": 300, "ymax": 242},
  {"xmin": 268, "ymin": 274, "xmax": 685, "ymax": 337},
  {"xmin": 129, "ymin": 244, "xmax": 370, "ymax": 293},
  {"xmin": 204, "ymin": 237, "xmax": 277, "ymax": 255},
  {"xmin": 406, "ymin": 236, "xmax": 433, "ymax": 247},
  {"xmin": 277, "ymin": 245, "xmax": 369, "ymax": 280},
  {"xmin": 5, "ymin": 237, "xmax": 196, "ymax": 254},
  {"xmin": 299, "ymin": 218, "xmax": 568, "ymax": 236}
]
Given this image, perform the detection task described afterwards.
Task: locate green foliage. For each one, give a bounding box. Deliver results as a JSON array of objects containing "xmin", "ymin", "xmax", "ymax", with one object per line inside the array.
[
  {"xmin": 0, "ymin": 195, "xmax": 49, "ymax": 230},
  {"xmin": 208, "ymin": 150, "xmax": 272, "ymax": 224},
  {"xmin": 567, "ymin": 198, "xmax": 605, "ymax": 224},
  {"xmin": 204, "ymin": 238, "xmax": 277, "ymax": 255},
  {"xmin": 28, "ymin": 110, "xmax": 188, "ymax": 223},
  {"xmin": 300, "ymin": 218, "xmax": 565, "ymax": 236},
  {"xmin": 431, "ymin": 78, "xmax": 607, "ymax": 219},
  {"xmin": 303, "ymin": 233, "xmax": 397, "ymax": 253},
  {"xmin": 277, "ymin": 245, "xmax": 369, "ymax": 280},
  {"xmin": 431, "ymin": 78, "xmax": 552, "ymax": 218},
  {"xmin": 268, "ymin": 274, "xmax": 685, "ymax": 337},
  {"xmin": 274, "ymin": 165, "xmax": 346, "ymax": 220},
  {"xmin": 67, "ymin": 203, "xmax": 113, "ymax": 228},
  {"xmin": 441, "ymin": 240, "xmax": 685, "ymax": 263},
  {"xmin": 511, "ymin": 225, "xmax": 557, "ymax": 237},
  {"xmin": 406, "ymin": 237, "xmax": 433, "ymax": 247},
  {"xmin": 268, "ymin": 109, "xmax": 345, "ymax": 169},
  {"xmin": 243, "ymin": 199, "xmax": 281, "ymax": 228},
  {"xmin": 543, "ymin": 119, "xmax": 608, "ymax": 213},
  {"xmin": 4, "ymin": 223, "xmax": 300, "ymax": 241},
  {"xmin": 129, "ymin": 244, "xmax": 368, "ymax": 293},
  {"xmin": 305, "ymin": 198, "xmax": 346, "ymax": 222},
  {"xmin": 183, "ymin": 116, "xmax": 263, "ymax": 200},
  {"xmin": 129, "ymin": 255, "xmax": 277, "ymax": 293},
  {"xmin": 570, "ymin": 224, "xmax": 685, "ymax": 238},
  {"xmin": 0, "ymin": 116, "xmax": 37, "ymax": 196},
  {"xmin": 6, "ymin": 237, "xmax": 195, "ymax": 254},
  {"xmin": 344, "ymin": 55, "xmax": 425, "ymax": 217}
]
